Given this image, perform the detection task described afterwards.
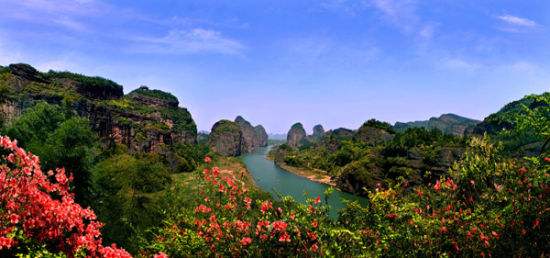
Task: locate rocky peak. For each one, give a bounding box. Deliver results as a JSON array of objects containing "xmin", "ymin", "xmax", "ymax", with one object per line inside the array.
[
  {"xmin": 209, "ymin": 120, "xmax": 242, "ymax": 156},
  {"xmin": 128, "ymin": 86, "xmax": 179, "ymax": 108},
  {"xmin": 254, "ymin": 125, "xmax": 268, "ymax": 147},
  {"xmin": 355, "ymin": 120, "xmax": 394, "ymax": 145},
  {"xmin": 312, "ymin": 124, "xmax": 325, "ymax": 139},
  {"xmin": 8, "ymin": 63, "xmax": 47, "ymax": 83},
  {"xmin": 235, "ymin": 115, "xmax": 256, "ymax": 153},
  {"xmin": 287, "ymin": 123, "xmax": 307, "ymax": 148}
]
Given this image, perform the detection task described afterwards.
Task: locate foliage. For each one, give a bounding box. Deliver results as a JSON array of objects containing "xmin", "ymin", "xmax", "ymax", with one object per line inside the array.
[
  {"xmin": 90, "ymin": 153, "xmax": 172, "ymax": 253},
  {"xmin": 143, "ymin": 158, "xmax": 326, "ymax": 257},
  {"xmin": 361, "ymin": 119, "xmax": 395, "ymax": 133},
  {"xmin": 0, "ymin": 136, "xmax": 131, "ymax": 257},
  {"xmin": 3, "ymin": 102, "xmax": 98, "ymax": 204},
  {"xmin": 335, "ymin": 136, "xmax": 549, "ymax": 256},
  {"xmin": 129, "ymin": 86, "xmax": 178, "ymax": 105},
  {"xmin": 44, "ymin": 70, "xmax": 123, "ymax": 98}
]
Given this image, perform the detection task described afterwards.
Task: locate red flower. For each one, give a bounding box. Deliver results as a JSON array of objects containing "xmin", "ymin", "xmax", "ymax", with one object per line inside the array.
[
  {"xmin": 434, "ymin": 180, "xmax": 441, "ymax": 192},
  {"xmin": 272, "ymin": 221, "xmax": 288, "ymax": 232},
  {"xmin": 314, "ymin": 195, "xmax": 321, "ymax": 204},
  {"xmin": 260, "ymin": 201, "xmax": 272, "ymax": 214},
  {"xmin": 154, "ymin": 252, "xmax": 169, "ymax": 258},
  {"xmin": 278, "ymin": 232, "xmax": 291, "ymax": 242},
  {"xmin": 439, "ymin": 226, "xmax": 448, "ymax": 234},
  {"xmin": 445, "ymin": 178, "xmax": 457, "ymax": 191},
  {"xmin": 195, "ymin": 204, "xmax": 212, "ymax": 214},
  {"xmin": 9, "ymin": 214, "xmax": 19, "ymax": 224},
  {"xmin": 307, "ymin": 231, "xmax": 318, "ymax": 241},
  {"xmin": 544, "ymin": 157, "xmax": 550, "ymax": 163},
  {"xmin": 519, "ymin": 167, "xmax": 528, "ymax": 176},
  {"xmin": 311, "ymin": 243, "xmax": 319, "ymax": 252},
  {"xmin": 385, "ymin": 213, "xmax": 398, "ymax": 220},
  {"xmin": 204, "ymin": 156, "xmax": 212, "ymax": 164},
  {"xmin": 491, "ymin": 231, "xmax": 500, "ymax": 239},
  {"xmin": 532, "ymin": 218, "xmax": 540, "ymax": 229},
  {"xmin": 244, "ymin": 197, "xmax": 252, "ymax": 210},
  {"xmin": 311, "ymin": 220, "xmax": 318, "ymax": 228},
  {"xmin": 240, "ymin": 237, "xmax": 252, "ymax": 246}
]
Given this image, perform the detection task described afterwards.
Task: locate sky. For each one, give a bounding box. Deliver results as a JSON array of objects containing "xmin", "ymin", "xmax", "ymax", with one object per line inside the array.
[{"xmin": 0, "ymin": 0, "xmax": 549, "ymax": 134}]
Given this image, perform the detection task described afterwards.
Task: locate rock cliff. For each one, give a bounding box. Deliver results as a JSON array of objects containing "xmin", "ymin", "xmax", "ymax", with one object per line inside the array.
[
  {"xmin": 208, "ymin": 120, "xmax": 242, "ymax": 156},
  {"xmin": 254, "ymin": 125, "xmax": 268, "ymax": 147},
  {"xmin": 235, "ymin": 116, "xmax": 257, "ymax": 153},
  {"xmin": 0, "ymin": 63, "xmax": 197, "ymax": 152},
  {"xmin": 286, "ymin": 123, "xmax": 307, "ymax": 148}
]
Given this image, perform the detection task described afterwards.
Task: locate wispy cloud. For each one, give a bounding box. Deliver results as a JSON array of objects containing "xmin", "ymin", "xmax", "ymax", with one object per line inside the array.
[
  {"xmin": 130, "ymin": 28, "xmax": 244, "ymax": 55},
  {"xmin": 498, "ymin": 15, "xmax": 537, "ymax": 27},
  {"xmin": 0, "ymin": 0, "xmax": 107, "ymax": 31}
]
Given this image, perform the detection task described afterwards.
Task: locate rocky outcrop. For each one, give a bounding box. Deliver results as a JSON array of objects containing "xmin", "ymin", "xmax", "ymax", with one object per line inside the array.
[
  {"xmin": 287, "ymin": 123, "xmax": 307, "ymax": 148},
  {"xmin": 355, "ymin": 122, "xmax": 394, "ymax": 145},
  {"xmin": 0, "ymin": 63, "xmax": 197, "ymax": 153},
  {"xmin": 254, "ymin": 125, "xmax": 268, "ymax": 147},
  {"xmin": 312, "ymin": 124, "xmax": 324, "ymax": 139},
  {"xmin": 394, "ymin": 113, "xmax": 480, "ymax": 136},
  {"xmin": 208, "ymin": 120, "xmax": 242, "ymax": 156},
  {"xmin": 235, "ymin": 116, "xmax": 257, "ymax": 153}
]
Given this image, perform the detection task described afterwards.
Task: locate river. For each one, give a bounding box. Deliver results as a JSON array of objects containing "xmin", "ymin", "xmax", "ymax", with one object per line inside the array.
[{"xmin": 241, "ymin": 146, "xmax": 367, "ymax": 217}]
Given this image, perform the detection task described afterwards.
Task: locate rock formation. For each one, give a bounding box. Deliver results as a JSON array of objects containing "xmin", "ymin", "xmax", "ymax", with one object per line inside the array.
[
  {"xmin": 0, "ymin": 63, "xmax": 197, "ymax": 153},
  {"xmin": 254, "ymin": 125, "xmax": 268, "ymax": 147},
  {"xmin": 287, "ymin": 123, "xmax": 307, "ymax": 148},
  {"xmin": 235, "ymin": 116, "xmax": 257, "ymax": 153},
  {"xmin": 355, "ymin": 121, "xmax": 394, "ymax": 145},
  {"xmin": 394, "ymin": 113, "xmax": 480, "ymax": 136},
  {"xmin": 312, "ymin": 124, "xmax": 325, "ymax": 139},
  {"xmin": 208, "ymin": 120, "xmax": 242, "ymax": 156}
]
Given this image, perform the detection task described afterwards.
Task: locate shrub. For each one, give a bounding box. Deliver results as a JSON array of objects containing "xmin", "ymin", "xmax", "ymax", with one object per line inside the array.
[{"xmin": 0, "ymin": 136, "xmax": 131, "ymax": 257}]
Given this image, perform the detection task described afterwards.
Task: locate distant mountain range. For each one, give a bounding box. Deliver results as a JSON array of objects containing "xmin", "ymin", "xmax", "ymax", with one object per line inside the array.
[{"xmin": 393, "ymin": 113, "xmax": 480, "ymax": 136}]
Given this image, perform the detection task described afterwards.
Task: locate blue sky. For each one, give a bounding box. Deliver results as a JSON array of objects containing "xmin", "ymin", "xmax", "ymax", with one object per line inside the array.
[{"xmin": 0, "ymin": 0, "xmax": 549, "ymax": 133}]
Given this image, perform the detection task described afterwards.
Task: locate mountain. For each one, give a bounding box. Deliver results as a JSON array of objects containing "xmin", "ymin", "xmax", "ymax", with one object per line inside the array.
[
  {"xmin": 393, "ymin": 113, "xmax": 480, "ymax": 136},
  {"xmin": 208, "ymin": 116, "xmax": 268, "ymax": 156},
  {"xmin": 268, "ymin": 133, "xmax": 287, "ymax": 140},
  {"xmin": 474, "ymin": 92, "xmax": 549, "ymax": 155},
  {"xmin": 0, "ymin": 63, "xmax": 197, "ymax": 152},
  {"xmin": 286, "ymin": 122, "xmax": 307, "ymax": 148}
]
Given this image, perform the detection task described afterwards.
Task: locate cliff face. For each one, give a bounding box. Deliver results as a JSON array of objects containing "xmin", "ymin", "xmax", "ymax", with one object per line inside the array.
[
  {"xmin": 208, "ymin": 120, "xmax": 242, "ymax": 156},
  {"xmin": 254, "ymin": 125, "xmax": 268, "ymax": 147},
  {"xmin": 235, "ymin": 116, "xmax": 257, "ymax": 153},
  {"xmin": 287, "ymin": 123, "xmax": 307, "ymax": 148},
  {"xmin": 394, "ymin": 113, "xmax": 480, "ymax": 136},
  {"xmin": 0, "ymin": 64, "xmax": 197, "ymax": 152}
]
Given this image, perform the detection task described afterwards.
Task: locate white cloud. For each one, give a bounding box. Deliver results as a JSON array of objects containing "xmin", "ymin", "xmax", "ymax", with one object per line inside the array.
[
  {"xmin": 498, "ymin": 15, "xmax": 537, "ymax": 27},
  {"xmin": 131, "ymin": 28, "xmax": 244, "ymax": 55}
]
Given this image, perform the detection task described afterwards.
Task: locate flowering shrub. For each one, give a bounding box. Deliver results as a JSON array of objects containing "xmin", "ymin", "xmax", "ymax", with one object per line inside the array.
[
  {"xmin": 336, "ymin": 136, "xmax": 549, "ymax": 257},
  {"xmin": 148, "ymin": 156, "xmax": 326, "ymax": 257},
  {"xmin": 0, "ymin": 136, "xmax": 131, "ymax": 257}
]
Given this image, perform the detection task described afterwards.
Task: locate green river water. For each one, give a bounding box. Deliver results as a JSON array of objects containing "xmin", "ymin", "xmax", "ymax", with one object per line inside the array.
[{"xmin": 241, "ymin": 146, "xmax": 367, "ymax": 217}]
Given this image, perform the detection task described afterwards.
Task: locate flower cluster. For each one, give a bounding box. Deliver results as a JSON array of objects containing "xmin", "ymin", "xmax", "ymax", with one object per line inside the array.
[
  {"xmin": 190, "ymin": 156, "xmax": 323, "ymax": 256},
  {"xmin": 0, "ymin": 136, "xmax": 132, "ymax": 257}
]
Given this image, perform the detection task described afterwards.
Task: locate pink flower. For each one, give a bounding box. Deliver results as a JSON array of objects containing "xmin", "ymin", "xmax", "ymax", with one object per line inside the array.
[
  {"xmin": 260, "ymin": 201, "xmax": 272, "ymax": 214},
  {"xmin": 154, "ymin": 251, "xmax": 169, "ymax": 258},
  {"xmin": 204, "ymin": 156, "xmax": 212, "ymax": 164},
  {"xmin": 240, "ymin": 237, "xmax": 252, "ymax": 246},
  {"xmin": 272, "ymin": 221, "xmax": 288, "ymax": 232}
]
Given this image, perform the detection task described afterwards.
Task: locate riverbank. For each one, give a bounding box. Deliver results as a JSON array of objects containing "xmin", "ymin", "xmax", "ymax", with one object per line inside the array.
[{"xmin": 273, "ymin": 159, "xmax": 337, "ymax": 187}]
